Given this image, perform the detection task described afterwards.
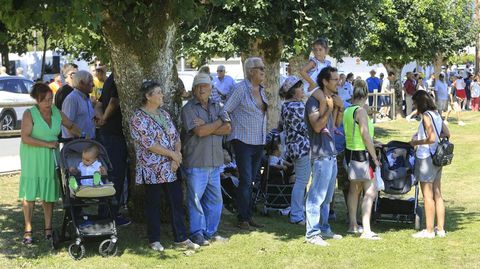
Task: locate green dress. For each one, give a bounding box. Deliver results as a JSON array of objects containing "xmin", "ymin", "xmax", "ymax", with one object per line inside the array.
[{"xmin": 18, "ymin": 106, "xmax": 61, "ymax": 202}]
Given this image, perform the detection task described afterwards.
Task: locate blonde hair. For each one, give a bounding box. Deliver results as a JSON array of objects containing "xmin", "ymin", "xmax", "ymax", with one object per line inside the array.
[{"xmin": 352, "ymin": 79, "xmax": 368, "ymax": 100}]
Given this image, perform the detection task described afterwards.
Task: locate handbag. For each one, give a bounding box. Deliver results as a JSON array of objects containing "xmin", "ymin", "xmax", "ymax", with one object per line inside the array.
[
  {"xmin": 423, "ymin": 112, "xmax": 454, "ymax": 166},
  {"xmin": 345, "ymin": 106, "xmax": 371, "ymax": 181}
]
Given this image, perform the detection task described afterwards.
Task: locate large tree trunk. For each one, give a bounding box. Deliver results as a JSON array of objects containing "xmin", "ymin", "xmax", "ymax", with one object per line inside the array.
[
  {"xmin": 101, "ymin": 2, "xmax": 181, "ymax": 222},
  {"xmin": 288, "ymin": 55, "xmax": 307, "ymax": 78},
  {"xmin": 246, "ymin": 38, "xmax": 283, "ymax": 130},
  {"xmin": 383, "ymin": 62, "xmax": 404, "ymax": 118},
  {"xmin": 433, "ymin": 54, "xmax": 443, "ymax": 78}
]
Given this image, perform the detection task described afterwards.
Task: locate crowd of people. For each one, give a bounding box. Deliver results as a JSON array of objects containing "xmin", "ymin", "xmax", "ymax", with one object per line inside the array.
[{"xmin": 16, "ymin": 37, "xmax": 459, "ymax": 250}]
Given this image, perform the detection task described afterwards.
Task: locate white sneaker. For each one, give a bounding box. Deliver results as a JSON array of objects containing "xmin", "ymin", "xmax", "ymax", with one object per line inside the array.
[
  {"xmin": 412, "ymin": 229, "xmax": 435, "ymax": 239},
  {"xmin": 306, "ymin": 235, "xmax": 329, "ymax": 246},
  {"xmin": 150, "ymin": 241, "xmax": 164, "ymax": 252},
  {"xmin": 458, "ymin": 121, "xmax": 466, "ymax": 126},
  {"xmin": 321, "ymin": 230, "xmax": 343, "ymax": 240},
  {"xmin": 175, "ymin": 239, "xmax": 201, "ymax": 250},
  {"xmin": 211, "ymin": 235, "xmax": 229, "ymax": 243},
  {"xmin": 434, "ymin": 227, "xmax": 446, "ymax": 238}
]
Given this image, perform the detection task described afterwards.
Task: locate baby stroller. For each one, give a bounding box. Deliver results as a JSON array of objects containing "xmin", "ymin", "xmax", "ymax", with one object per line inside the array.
[
  {"xmin": 372, "ymin": 141, "xmax": 422, "ymax": 230},
  {"xmin": 51, "ymin": 139, "xmax": 118, "ymax": 260},
  {"xmin": 254, "ymin": 129, "xmax": 294, "ymax": 215}
]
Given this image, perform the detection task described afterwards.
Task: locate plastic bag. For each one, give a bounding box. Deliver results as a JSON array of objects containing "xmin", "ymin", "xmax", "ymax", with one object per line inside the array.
[{"xmin": 375, "ymin": 167, "xmax": 385, "ymax": 191}]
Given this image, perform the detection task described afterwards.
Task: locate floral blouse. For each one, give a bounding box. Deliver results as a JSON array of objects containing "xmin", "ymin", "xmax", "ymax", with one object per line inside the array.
[
  {"xmin": 281, "ymin": 101, "xmax": 310, "ymax": 161},
  {"xmin": 130, "ymin": 108, "xmax": 179, "ymax": 184}
]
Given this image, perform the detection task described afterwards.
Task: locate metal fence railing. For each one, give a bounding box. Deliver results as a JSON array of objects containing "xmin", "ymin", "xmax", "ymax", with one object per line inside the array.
[{"xmin": 0, "ymin": 101, "xmax": 36, "ymax": 137}]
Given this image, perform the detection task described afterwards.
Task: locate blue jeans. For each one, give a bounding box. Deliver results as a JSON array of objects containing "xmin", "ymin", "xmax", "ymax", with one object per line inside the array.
[
  {"xmin": 290, "ymin": 155, "xmax": 311, "ymax": 223},
  {"xmin": 99, "ymin": 133, "xmax": 127, "ymax": 216},
  {"xmin": 184, "ymin": 166, "xmax": 223, "ymax": 241},
  {"xmin": 144, "ymin": 180, "xmax": 188, "ymax": 243},
  {"xmin": 305, "ymin": 156, "xmax": 337, "ymax": 239},
  {"xmin": 232, "ymin": 139, "xmax": 264, "ymax": 222}
]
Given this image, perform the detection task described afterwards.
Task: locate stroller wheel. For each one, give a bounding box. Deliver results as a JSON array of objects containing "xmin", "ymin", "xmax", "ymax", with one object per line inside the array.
[
  {"xmin": 415, "ymin": 207, "xmax": 423, "ymax": 230},
  {"xmin": 51, "ymin": 229, "xmax": 60, "ymax": 250},
  {"xmin": 99, "ymin": 239, "xmax": 118, "ymax": 257},
  {"xmin": 68, "ymin": 243, "xmax": 85, "ymax": 260}
]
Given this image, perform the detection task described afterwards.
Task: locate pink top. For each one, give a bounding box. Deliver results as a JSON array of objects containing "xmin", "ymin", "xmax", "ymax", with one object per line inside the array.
[{"xmin": 130, "ymin": 108, "xmax": 179, "ymax": 184}]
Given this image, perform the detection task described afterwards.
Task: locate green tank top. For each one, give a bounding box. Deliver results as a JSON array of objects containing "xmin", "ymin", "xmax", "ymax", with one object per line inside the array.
[{"xmin": 343, "ymin": 105, "xmax": 374, "ymax": 151}]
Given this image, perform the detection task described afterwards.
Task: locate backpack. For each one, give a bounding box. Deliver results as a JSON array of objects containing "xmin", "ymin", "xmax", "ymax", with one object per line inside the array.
[{"xmin": 424, "ymin": 112, "xmax": 454, "ymax": 166}]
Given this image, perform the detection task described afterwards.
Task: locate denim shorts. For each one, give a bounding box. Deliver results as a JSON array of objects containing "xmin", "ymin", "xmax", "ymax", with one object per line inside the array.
[{"xmin": 414, "ymin": 156, "xmax": 442, "ymax": 183}]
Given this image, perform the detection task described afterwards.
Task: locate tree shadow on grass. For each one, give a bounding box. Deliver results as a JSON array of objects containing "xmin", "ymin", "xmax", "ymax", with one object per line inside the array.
[
  {"xmin": 0, "ymin": 202, "xmax": 191, "ymax": 261},
  {"xmin": 374, "ymin": 126, "xmax": 401, "ymax": 139}
]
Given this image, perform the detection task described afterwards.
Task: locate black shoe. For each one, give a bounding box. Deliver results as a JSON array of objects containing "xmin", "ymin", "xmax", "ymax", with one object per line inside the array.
[
  {"xmin": 248, "ymin": 219, "xmax": 264, "ymax": 228},
  {"xmin": 115, "ymin": 217, "xmax": 131, "ymax": 227},
  {"xmin": 237, "ymin": 221, "xmax": 251, "ymax": 230}
]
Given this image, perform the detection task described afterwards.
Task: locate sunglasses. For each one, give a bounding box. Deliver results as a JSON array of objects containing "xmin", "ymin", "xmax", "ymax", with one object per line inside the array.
[{"xmin": 252, "ymin": 66, "xmax": 265, "ymax": 72}]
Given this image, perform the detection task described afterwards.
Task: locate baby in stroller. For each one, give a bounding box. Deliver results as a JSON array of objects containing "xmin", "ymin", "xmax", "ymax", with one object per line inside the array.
[
  {"xmin": 65, "ymin": 143, "xmax": 115, "ymax": 198},
  {"xmin": 269, "ymin": 143, "xmax": 294, "ymax": 184},
  {"xmin": 68, "ymin": 144, "xmax": 107, "ymax": 189}
]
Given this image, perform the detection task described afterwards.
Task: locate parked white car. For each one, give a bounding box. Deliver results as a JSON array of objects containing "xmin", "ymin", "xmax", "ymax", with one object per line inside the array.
[{"xmin": 0, "ymin": 76, "xmax": 35, "ymax": 131}]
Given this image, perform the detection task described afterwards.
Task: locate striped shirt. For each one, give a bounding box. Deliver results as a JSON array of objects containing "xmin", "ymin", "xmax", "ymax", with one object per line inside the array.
[{"xmin": 224, "ymin": 79, "xmax": 268, "ymax": 145}]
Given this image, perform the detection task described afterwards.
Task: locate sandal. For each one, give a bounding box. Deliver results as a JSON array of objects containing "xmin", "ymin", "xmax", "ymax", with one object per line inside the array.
[
  {"xmin": 44, "ymin": 228, "xmax": 53, "ymax": 240},
  {"xmin": 22, "ymin": 231, "xmax": 33, "ymax": 245},
  {"xmin": 360, "ymin": 231, "xmax": 382, "ymax": 240}
]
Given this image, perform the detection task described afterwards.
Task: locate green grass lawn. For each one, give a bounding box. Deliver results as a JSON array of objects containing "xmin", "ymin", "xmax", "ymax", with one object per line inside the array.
[{"xmin": 1, "ymin": 112, "xmax": 480, "ymax": 269}]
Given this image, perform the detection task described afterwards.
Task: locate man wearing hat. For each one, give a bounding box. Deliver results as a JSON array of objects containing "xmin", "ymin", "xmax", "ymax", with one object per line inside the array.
[
  {"xmin": 213, "ymin": 65, "xmax": 236, "ymax": 101},
  {"xmin": 181, "ymin": 72, "xmax": 231, "ymax": 246},
  {"xmin": 366, "ymin": 69, "xmax": 381, "ymax": 107}
]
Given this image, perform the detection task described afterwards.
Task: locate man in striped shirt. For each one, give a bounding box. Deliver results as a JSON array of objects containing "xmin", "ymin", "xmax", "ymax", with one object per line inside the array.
[{"xmin": 224, "ymin": 57, "xmax": 268, "ymax": 230}]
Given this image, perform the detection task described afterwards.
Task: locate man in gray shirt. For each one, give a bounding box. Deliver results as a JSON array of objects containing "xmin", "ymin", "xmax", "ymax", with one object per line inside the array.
[
  {"xmin": 181, "ymin": 73, "xmax": 231, "ymax": 246},
  {"xmin": 304, "ymin": 66, "xmax": 344, "ymax": 246}
]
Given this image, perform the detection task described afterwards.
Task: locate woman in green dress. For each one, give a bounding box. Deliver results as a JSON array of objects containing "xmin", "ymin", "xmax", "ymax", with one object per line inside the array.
[{"xmin": 19, "ymin": 83, "xmax": 80, "ymax": 244}]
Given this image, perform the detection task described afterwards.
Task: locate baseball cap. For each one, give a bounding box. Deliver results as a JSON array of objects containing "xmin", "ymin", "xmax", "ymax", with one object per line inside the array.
[
  {"xmin": 192, "ymin": 73, "xmax": 212, "ymax": 88},
  {"xmin": 281, "ymin": 76, "xmax": 301, "ymax": 94}
]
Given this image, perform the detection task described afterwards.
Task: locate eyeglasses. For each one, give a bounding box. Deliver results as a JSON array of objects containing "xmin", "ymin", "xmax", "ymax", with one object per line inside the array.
[
  {"xmin": 217, "ymin": 70, "xmax": 225, "ymax": 72},
  {"xmin": 251, "ymin": 66, "xmax": 265, "ymax": 72},
  {"xmin": 68, "ymin": 72, "xmax": 76, "ymax": 77}
]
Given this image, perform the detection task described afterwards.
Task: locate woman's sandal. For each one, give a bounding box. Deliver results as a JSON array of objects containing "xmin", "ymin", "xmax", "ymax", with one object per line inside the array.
[
  {"xmin": 22, "ymin": 231, "xmax": 33, "ymax": 245},
  {"xmin": 44, "ymin": 228, "xmax": 53, "ymax": 240}
]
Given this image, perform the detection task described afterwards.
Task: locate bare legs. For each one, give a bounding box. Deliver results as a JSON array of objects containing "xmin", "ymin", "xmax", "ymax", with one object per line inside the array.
[
  {"xmin": 348, "ymin": 180, "xmax": 377, "ymax": 233},
  {"xmin": 42, "ymin": 202, "xmax": 54, "ymax": 236},
  {"xmin": 22, "ymin": 200, "xmax": 55, "ymax": 240},
  {"xmin": 419, "ymin": 174, "xmax": 444, "ymax": 233}
]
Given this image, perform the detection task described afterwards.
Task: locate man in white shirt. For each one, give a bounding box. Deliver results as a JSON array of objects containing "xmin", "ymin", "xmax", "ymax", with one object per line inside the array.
[
  {"xmin": 379, "ymin": 71, "xmax": 395, "ymax": 117},
  {"xmin": 213, "ymin": 65, "xmax": 235, "ymax": 101}
]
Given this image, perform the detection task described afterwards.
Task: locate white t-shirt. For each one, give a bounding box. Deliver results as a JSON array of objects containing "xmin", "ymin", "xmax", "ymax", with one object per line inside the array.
[
  {"xmin": 269, "ymin": 155, "xmax": 284, "ymax": 166},
  {"xmin": 471, "ymin": 82, "xmax": 480, "ymax": 98},
  {"xmin": 455, "ymin": 79, "xmax": 465, "ymax": 90},
  {"xmin": 381, "ymin": 78, "xmax": 391, "ymax": 93},
  {"xmin": 303, "ymin": 57, "xmax": 331, "ymax": 93},
  {"xmin": 415, "ymin": 111, "xmax": 443, "ymax": 159},
  {"xmin": 77, "ymin": 160, "xmax": 102, "ymax": 186}
]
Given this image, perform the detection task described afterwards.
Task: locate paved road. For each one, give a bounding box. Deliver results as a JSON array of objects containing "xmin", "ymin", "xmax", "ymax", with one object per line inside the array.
[{"xmin": 0, "ymin": 136, "xmax": 21, "ymax": 173}]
